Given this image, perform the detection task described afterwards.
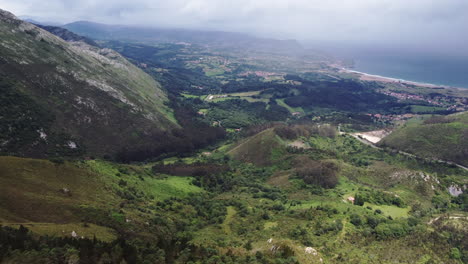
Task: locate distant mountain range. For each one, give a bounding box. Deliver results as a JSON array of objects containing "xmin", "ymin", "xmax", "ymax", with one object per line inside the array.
[
  {"xmin": 35, "ymin": 24, "xmax": 99, "ymax": 47},
  {"xmin": 62, "ymin": 21, "xmax": 304, "ymax": 55},
  {"xmin": 19, "ymin": 16, "xmax": 62, "ymax": 26}
]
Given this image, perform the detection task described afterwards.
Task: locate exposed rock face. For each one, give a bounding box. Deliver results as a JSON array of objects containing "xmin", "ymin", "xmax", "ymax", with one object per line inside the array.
[
  {"xmin": 35, "ymin": 24, "xmax": 99, "ymax": 46},
  {"xmin": 0, "ymin": 8, "xmax": 176, "ymax": 158},
  {"xmin": 0, "ymin": 9, "xmax": 19, "ymax": 24},
  {"xmin": 448, "ymin": 185, "xmax": 465, "ymax": 197}
]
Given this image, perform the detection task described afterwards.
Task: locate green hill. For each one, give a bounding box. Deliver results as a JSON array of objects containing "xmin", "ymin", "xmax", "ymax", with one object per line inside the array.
[
  {"xmin": 228, "ymin": 128, "xmax": 287, "ymax": 166},
  {"xmin": 1, "ymin": 129, "xmax": 467, "ymax": 263},
  {"xmin": 379, "ymin": 112, "xmax": 468, "ymax": 166},
  {"xmin": 0, "ymin": 9, "xmax": 176, "ymax": 158},
  {"xmin": 0, "ymin": 156, "xmax": 202, "ymax": 239},
  {"xmin": 0, "ymin": 8, "xmax": 467, "ymax": 263}
]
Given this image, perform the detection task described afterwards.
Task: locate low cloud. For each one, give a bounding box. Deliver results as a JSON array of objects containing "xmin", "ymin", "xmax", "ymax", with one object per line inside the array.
[{"xmin": 1, "ymin": 0, "xmax": 467, "ymax": 54}]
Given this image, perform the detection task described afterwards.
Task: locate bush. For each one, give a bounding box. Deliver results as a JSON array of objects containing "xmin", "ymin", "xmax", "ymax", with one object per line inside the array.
[
  {"xmin": 450, "ymin": 248, "xmax": 461, "ymax": 259},
  {"xmin": 350, "ymin": 214, "xmax": 363, "ymax": 226},
  {"xmin": 274, "ymin": 123, "xmax": 337, "ymax": 140},
  {"xmin": 374, "ymin": 222, "xmax": 409, "ymax": 239},
  {"xmin": 354, "ymin": 189, "xmax": 406, "ymax": 208},
  {"xmin": 118, "ymin": 179, "xmax": 127, "ymax": 187}
]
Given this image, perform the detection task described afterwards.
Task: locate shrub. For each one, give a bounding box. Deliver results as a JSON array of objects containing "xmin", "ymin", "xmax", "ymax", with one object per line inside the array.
[
  {"xmin": 118, "ymin": 179, "xmax": 127, "ymax": 187},
  {"xmin": 450, "ymin": 248, "xmax": 461, "ymax": 259},
  {"xmin": 274, "ymin": 123, "xmax": 337, "ymax": 140},
  {"xmin": 374, "ymin": 222, "xmax": 409, "ymax": 239},
  {"xmin": 354, "ymin": 189, "xmax": 406, "ymax": 208},
  {"xmin": 350, "ymin": 214, "xmax": 363, "ymax": 226}
]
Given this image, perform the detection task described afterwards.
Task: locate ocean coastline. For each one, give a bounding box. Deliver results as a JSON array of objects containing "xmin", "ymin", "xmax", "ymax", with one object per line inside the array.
[{"xmin": 341, "ymin": 67, "xmax": 466, "ymax": 90}]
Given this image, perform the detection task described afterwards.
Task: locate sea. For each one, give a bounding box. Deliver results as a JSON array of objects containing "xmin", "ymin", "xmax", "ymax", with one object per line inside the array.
[
  {"xmin": 351, "ymin": 50, "xmax": 468, "ymax": 89},
  {"xmin": 309, "ymin": 43, "xmax": 468, "ymax": 89}
]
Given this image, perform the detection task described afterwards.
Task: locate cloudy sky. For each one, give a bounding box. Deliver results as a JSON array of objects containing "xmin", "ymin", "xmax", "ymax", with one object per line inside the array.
[{"xmin": 1, "ymin": 0, "xmax": 468, "ymax": 53}]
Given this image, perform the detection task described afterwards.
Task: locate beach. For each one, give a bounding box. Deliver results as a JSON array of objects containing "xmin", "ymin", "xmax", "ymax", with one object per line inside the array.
[{"xmin": 341, "ymin": 68, "xmax": 451, "ymax": 89}]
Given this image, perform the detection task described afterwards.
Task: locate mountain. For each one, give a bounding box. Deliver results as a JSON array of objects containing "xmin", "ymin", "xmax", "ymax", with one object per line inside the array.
[
  {"xmin": 1, "ymin": 8, "xmax": 468, "ymax": 264},
  {"xmin": 379, "ymin": 112, "xmax": 468, "ymax": 166},
  {"xmin": 228, "ymin": 128, "xmax": 287, "ymax": 166},
  {"xmin": 63, "ymin": 21, "xmax": 304, "ymax": 55},
  {"xmin": 35, "ymin": 24, "xmax": 99, "ymax": 47},
  {"xmin": 19, "ymin": 16, "xmax": 62, "ymax": 26},
  {"xmin": 0, "ymin": 9, "xmax": 176, "ymax": 158}
]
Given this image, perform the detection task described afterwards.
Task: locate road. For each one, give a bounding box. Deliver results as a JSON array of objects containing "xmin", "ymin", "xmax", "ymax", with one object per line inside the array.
[{"xmin": 346, "ymin": 133, "xmax": 468, "ymax": 171}]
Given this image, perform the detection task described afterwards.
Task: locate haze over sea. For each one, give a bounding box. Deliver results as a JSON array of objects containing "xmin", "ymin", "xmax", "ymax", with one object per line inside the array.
[
  {"xmin": 310, "ymin": 43, "xmax": 468, "ymax": 89},
  {"xmin": 352, "ymin": 51, "xmax": 468, "ymax": 89}
]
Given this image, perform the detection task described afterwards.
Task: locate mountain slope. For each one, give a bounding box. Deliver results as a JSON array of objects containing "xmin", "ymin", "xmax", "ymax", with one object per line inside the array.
[
  {"xmin": 35, "ymin": 24, "xmax": 99, "ymax": 47},
  {"xmin": 0, "ymin": 9, "xmax": 176, "ymax": 157},
  {"xmin": 228, "ymin": 128, "xmax": 288, "ymax": 166},
  {"xmin": 379, "ymin": 112, "xmax": 468, "ymax": 166}
]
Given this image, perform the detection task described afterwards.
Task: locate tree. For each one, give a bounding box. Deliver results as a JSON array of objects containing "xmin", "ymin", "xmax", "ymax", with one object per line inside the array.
[
  {"xmin": 450, "ymin": 248, "xmax": 461, "ymax": 259},
  {"xmin": 296, "ymin": 159, "xmax": 339, "ymax": 189}
]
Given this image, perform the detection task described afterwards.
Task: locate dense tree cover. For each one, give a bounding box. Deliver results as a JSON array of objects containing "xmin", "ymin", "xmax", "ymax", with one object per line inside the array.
[
  {"xmin": 274, "ymin": 123, "xmax": 336, "ymax": 140},
  {"xmin": 0, "ymin": 222, "xmax": 302, "ymax": 264},
  {"xmin": 452, "ymin": 193, "xmax": 468, "ymax": 211},
  {"xmin": 282, "ymin": 78, "xmax": 402, "ymax": 112},
  {"xmin": 116, "ymin": 100, "xmax": 226, "ymax": 162},
  {"xmin": 152, "ymin": 162, "xmax": 230, "ymax": 177},
  {"xmin": 354, "ymin": 188, "xmax": 406, "ymax": 208},
  {"xmin": 0, "ymin": 225, "xmax": 143, "ymax": 264},
  {"xmin": 202, "ymin": 99, "xmax": 289, "ymax": 129},
  {"xmin": 295, "ymin": 157, "xmax": 339, "ymax": 189}
]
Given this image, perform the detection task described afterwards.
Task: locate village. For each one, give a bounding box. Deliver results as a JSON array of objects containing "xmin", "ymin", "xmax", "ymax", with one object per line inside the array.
[{"xmin": 380, "ymin": 90, "xmax": 467, "ymax": 111}]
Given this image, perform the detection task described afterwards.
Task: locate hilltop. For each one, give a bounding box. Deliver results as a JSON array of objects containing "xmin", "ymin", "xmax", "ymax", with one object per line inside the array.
[{"xmin": 380, "ymin": 112, "xmax": 468, "ymax": 167}]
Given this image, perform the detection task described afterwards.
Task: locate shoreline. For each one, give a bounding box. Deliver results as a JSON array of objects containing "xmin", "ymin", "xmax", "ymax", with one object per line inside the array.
[{"xmin": 341, "ymin": 68, "xmax": 466, "ymax": 90}]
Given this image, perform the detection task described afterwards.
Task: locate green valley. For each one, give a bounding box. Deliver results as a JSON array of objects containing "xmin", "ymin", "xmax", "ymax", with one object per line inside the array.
[{"xmin": 0, "ymin": 7, "xmax": 467, "ymax": 264}]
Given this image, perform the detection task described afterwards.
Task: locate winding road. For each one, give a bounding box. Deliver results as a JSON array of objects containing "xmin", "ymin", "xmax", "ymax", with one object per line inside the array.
[{"xmin": 346, "ymin": 133, "xmax": 468, "ymax": 171}]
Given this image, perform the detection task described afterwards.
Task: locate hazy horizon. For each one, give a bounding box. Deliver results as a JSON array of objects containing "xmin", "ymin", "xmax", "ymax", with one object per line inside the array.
[{"xmin": 1, "ymin": 0, "xmax": 467, "ymax": 57}]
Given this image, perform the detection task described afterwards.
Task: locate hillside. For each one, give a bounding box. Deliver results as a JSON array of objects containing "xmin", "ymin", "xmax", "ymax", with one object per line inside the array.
[
  {"xmin": 379, "ymin": 112, "xmax": 468, "ymax": 166},
  {"xmin": 228, "ymin": 128, "xmax": 287, "ymax": 166},
  {"xmin": 0, "ymin": 9, "xmax": 176, "ymax": 158},
  {"xmin": 1, "ymin": 125, "xmax": 467, "ymax": 263},
  {"xmin": 0, "ymin": 156, "xmax": 203, "ymax": 241},
  {"xmin": 0, "ymin": 7, "xmax": 467, "ymax": 264},
  {"xmin": 35, "ymin": 24, "xmax": 99, "ymax": 46}
]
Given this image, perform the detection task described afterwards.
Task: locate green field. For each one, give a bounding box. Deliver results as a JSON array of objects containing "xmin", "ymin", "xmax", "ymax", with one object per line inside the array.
[
  {"xmin": 410, "ymin": 105, "xmax": 446, "ymax": 113},
  {"xmin": 139, "ymin": 176, "xmax": 203, "ymax": 201},
  {"xmin": 363, "ymin": 203, "xmax": 410, "ymax": 218},
  {"xmin": 276, "ymin": 98, "xmax": 304, "ymax": 113}
]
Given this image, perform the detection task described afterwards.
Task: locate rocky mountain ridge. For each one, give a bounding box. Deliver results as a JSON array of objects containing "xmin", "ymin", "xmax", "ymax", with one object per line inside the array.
[{"xmin": 0, "ymin": 8, "xmax": 176, "ymax": 157}]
